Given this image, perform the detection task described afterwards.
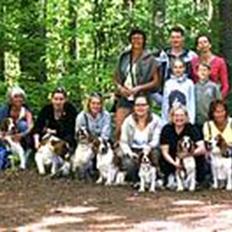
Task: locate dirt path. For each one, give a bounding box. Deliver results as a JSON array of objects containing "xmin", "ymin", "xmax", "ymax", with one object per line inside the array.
[{"xmin": 1, "ymin": 170, "xmax": 232, "ymax": 231}]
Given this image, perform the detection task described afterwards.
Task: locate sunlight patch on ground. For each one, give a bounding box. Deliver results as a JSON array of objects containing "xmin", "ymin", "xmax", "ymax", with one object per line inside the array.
[
  {"xmin": 50, "ymin": 206, "xmax": 98, "ymax": 214},
  {"xmin": 16, "ymin": 216, "xmax": 83, "ymax": 232}
]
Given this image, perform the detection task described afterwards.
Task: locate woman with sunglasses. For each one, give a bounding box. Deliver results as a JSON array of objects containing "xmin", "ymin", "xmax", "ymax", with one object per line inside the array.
[
  {"xmin": 75, "ymin": 92, "xmax": 111, "ymax": 141},
  {"xmin": 33, "ymin": 87, "xmax": 77, "ymax": 151}
]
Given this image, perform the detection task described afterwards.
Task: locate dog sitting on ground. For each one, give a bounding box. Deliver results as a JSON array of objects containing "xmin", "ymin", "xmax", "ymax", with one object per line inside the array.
[
  {"xmin": 176, "ymin": 136, "xmax": 196, "ymax": 192},
  {"xmin": 0, "ymin": 118, "xmax": 26, "ymax": 170},
  {"xmin": 71, "ymin": 127, "xmax": 96, "ymax": 179},
  {"xmin": 35, "ymin": 134, "xmax": 70, "ymax": 176},
  {"xmin": 137, "ymin": 150, "xmax": 158, "ymax": 192},
  {"xmin": 94, "ymin": 138, "xmax": 125, "ymax": 186},
  {"xmin": 207, "ymin": 134, "xmax": 232, "ymax": 190}
]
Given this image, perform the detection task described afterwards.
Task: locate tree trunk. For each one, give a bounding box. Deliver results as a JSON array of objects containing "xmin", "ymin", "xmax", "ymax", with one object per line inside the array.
[
  {"xmin": 151, "ymin": 0, "xmax": 166, "ymax": 50},
  {"xmin": 219, "ymin": 0, "xmax": 232, "ymax": 75},
  {"xmin": 0, "ymin": 3, "xmax": 5, "ymax": 81},
  {"xmin": 19, "ymin": 0, "xmax": 47, "ymax": 83}
]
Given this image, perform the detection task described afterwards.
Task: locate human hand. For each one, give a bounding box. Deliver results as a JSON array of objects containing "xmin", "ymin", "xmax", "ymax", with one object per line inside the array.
[
  {"xmin": 131, "ymin": 85, "xmax": 142, "ymax": 95},
  {"xmin": 12, "ymin": 133, "xmax": 22, "ymax": 142},
  {"xmin": 119, "ymin": 86, "xmax": 132, "ymax": 98}
]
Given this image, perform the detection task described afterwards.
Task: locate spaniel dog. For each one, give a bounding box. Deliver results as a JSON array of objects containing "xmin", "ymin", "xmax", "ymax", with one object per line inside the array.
[
  {"xmin": 176, "ymin": 136, "xmax": 196, "ymax": 191},
  {"xmin": 138, "ymin": 151, "xmax": 158, "ymax": 192},
  {"xmin": 35, "ymin": 134, "xmax": 70, "ymax": 176},
  {"xmin": 0, "ymin": 118, "xmax": 26, "ymax": 169},
  {"xmin": 94, "ymin": 138, "xmax": 125, "ymax": 186},
  {"xmin": 207, "ymin": 134, "xmax": 232, "ymax": 190},
  {"xmin": 71, "ymin": 127, "xmax": 96, "ymax": 179}
]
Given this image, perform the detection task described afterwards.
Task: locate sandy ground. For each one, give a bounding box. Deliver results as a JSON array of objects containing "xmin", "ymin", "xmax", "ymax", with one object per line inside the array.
[{"xmin": 0, "ymin": 170, "xmax": 232, "ymax": 231}]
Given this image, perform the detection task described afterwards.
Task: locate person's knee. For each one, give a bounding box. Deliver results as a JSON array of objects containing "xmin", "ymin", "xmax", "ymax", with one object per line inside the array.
[{"xmin": 17, "ymin": 120, "xmax": 28, "ymax": 133}]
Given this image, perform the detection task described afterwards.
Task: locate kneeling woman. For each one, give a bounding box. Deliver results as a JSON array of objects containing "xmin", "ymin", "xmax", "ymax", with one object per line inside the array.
[
  {"xmin": 160, "ymin": 105, "xmax": 206, "ymax": 189},
  {"xmin": 120, "ymin": 95, "xmax": 162, "ymax": 183},
  {"xmin": 75, "ymin": 92, "xmax": 111, "ymax": 141}
]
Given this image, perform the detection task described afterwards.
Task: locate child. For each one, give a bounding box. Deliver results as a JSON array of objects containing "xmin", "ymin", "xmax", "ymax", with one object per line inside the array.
[
  {"xmin": 161, "ymin": 58, "xmax": 195, "ymax": 125},
  {"xmin": 195, "ymin": 63, "xmax": 221, "ymax": 129}
]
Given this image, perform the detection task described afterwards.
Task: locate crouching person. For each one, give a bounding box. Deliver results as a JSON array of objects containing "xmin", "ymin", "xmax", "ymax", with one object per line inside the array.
[
  {"xmin": 160, "ymin": 105, "xmax": 206, "ymax": 191},
  {"xmin": 33, "ymin": 87, "xmax": 77, "ymax": 176},
  {"xmin": 120, "ymin": 94, "xmax": 162, "ymax": 190}
]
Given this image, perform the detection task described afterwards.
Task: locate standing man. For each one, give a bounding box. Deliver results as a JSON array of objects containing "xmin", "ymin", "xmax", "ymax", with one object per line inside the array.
[{"xmin": 154, "ymin": 26, "xmax": 197, "ymax": 105}]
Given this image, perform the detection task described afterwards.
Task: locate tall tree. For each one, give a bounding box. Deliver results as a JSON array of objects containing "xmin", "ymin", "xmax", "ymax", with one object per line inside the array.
[
  {"xmin": 0, "ymin": 3, "xmax": 5, "ymax": 81},
  {"xmin": 219, "ymin": 0, "xmax": 232, "ymax": 75}
]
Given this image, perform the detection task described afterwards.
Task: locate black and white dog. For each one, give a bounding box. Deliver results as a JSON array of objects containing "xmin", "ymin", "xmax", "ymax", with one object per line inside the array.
[
  {"xmin": 71, "ymin": 127, "xmax": 96, "ymax": 179},
  {"xmin": 35, "ymin": 134, "xmax": 70, "ymax": 176},
  {"xmin": 207, "ymin": 134, "xmax": 232, "ymax": 190},
  {"xmin": 138, "ymin": 151, "xmax": 158, "ymax": 192},
  {"xmin": 176, "ymin": 136, "xmax": 196, "ymax": 192},
  {"xmin": 0, "ymin": 118, "xmax": 26, "ymax": 169},
  {"xmin": 94, "ymin": 138, "xmax": 125, "ymax": 186}
]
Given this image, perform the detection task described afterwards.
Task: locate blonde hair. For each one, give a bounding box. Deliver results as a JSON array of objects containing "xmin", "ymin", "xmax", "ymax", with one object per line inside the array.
[
  {"xmin": 7, "ymin": 86, "xmax": 26, "ymax": 103},
  {"xmin": 168, "ymin": 104, "xmax": 189, "ymax": 123},
  {"xmin": 86, "ymin": 92, "xmax": 103, "ymax": 113}
]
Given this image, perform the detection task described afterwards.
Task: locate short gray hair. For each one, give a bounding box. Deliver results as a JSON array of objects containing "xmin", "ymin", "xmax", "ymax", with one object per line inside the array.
[{"xmin": 7, "ymin": 86, "xmax": 26, "ymax": 102}]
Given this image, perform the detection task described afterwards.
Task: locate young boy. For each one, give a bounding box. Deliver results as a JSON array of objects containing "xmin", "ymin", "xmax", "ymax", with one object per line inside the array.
[{"xmin": 195, "ymin": 63, "xmax": 221, "ymax": 129}]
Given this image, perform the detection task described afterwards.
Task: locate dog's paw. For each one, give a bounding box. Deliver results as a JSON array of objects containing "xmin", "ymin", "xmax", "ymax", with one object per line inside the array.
[
  {"xmin": 226, "ymin": 185, "xmax": 232, "ymax": 191},
  {"xmin": 149, "ymin": 188, "xmax": 156, "ymax": 193},
  {"xmin": 96, "ymin": 178, "xmax": 103, "ymax": 184},
  {"xmin": 176, "ymin": 186, "xmax": 184, "ymax": 192},
  {"xmin": 138, "ymin": 188, "xmax": 145, "ymax": 193},
  {"xmin": 105, "ymin": 182, "xmax": 112, "ymax": 186}
]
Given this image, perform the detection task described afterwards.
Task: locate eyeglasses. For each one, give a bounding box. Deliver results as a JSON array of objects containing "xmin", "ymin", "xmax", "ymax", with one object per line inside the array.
[{"xmin": 134, "ymin": 103, "xmax": 148, "ymax": 107}]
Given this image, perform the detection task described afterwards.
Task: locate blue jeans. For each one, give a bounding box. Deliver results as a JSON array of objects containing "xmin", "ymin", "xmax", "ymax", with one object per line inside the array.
[{"xmin": 17, "ymin": 120, "xmax": 28, "ymax": 133}]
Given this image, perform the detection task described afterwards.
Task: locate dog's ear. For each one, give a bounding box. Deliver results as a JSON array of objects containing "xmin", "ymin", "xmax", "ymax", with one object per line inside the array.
[
  {"xmin": 91, "ymin": 136, "xmax": 100, "ymax": 155},
  {"xmin": 189, "ymin": 140, "xmax": 195, "ymax": 154},
  {"xmin": 0, "ymin": 118, "xmax": 9, "ymax": 132},
  {"xmin": 148, "ymin": 151, "xmax": 159, "ymax": 167},
  {"xmin": 177, "ymin": 140, "xmax": 182, "ymax": 156}
]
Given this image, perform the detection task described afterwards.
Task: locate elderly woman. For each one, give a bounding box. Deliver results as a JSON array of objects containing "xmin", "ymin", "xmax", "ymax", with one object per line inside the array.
[
  {"xmin": 0, "ymin": 86, "xmax": 33, "ymax": 143},
  {"xmin": 160, "ymin": 105, "xmax": 206, "ymax": 189},
  {"xmin": 75, "ymin": 92, "xmax": 111, "ymax": 141},
  {"xmin": 33, "ymin": 87, "xmax": 77, "ymax": 151},
  {"xmin": 203, "ymin": 100, "xmax": 232, "ymax": 145},
  {"xmin": 120, "ymin": 94, "xmax": 162, "ymax": 184},
  {"xmin": 191, "ymin": 34, "xmax": 229, "ymax": 99},
  {"xmin": 114, "ymin": 28, "xmax": 160, "ymax": 140}
]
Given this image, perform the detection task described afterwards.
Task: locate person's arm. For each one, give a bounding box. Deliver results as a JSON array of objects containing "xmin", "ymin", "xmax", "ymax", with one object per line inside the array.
[
  {"xmin": 161, "ymin": 144, "xmax": 180, "ymax": 168},
  {"xmin": 100, "ymin": 112, "xmax": 111, "ymax": 141},
  {"xmin": 148, "ymin": 116, "xmax": 162, "ymax": 149},
  {"xmin": 218, "ymin": 58, "xmax": 229, "ymax": 99},
  {"xmin": 75, "ymin": 111, "xmax": 87, "ymax": 133},
  {"xmin": 192, "ymin": 140, "xmax": 206, "ymax": 156},
  {"xmin": 131, "ymin": 59, "xmax": 160, "ymax": 95},
  {"xmin": 188, "ymin": 81, "xmax": 196, "ymax": 124},
  {"xmin": 161, "ymin": 83, "xmax": 169, "ymax": 126},
  {"xmin": 120, "ymin": 117, "xmax": 134, "ymax": 157}
]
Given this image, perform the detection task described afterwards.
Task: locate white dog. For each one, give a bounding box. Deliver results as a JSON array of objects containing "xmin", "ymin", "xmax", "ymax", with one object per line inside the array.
[
  {"xmin": 176, "ymin": 136, "xmax": 196, "ymax": 192},
  {"xmin": 95, "ymin": 138, "xmax": 125, "ymax": 186},
  {"xmin": 35, "ymin": 134, "xmax": 70, "ymax": 176},
  {"xmin": 138, "ymin": 151, "xmax": 157, "ymax": 192},
  {"xmin": 0, "ymin": 118, "xmax": 26, "ymax": 169},
  {"xmin": 207, "ymin": 134, "xmax": 232, "ymax": 190}
]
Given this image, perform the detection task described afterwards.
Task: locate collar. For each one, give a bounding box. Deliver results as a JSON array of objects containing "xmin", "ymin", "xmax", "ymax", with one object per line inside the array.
[
  {"xmin": 170, "ymin": 74, "xmax": 187, "ymax": 83},
  {"xmin": 165, "ymin": 47, "xmax": 189, "ymax": 57}
]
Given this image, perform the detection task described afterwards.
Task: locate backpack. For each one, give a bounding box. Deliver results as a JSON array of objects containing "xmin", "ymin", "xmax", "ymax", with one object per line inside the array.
[{"xmin": 0, "ymin": 146, "xmax": 10, "ymax": 170}]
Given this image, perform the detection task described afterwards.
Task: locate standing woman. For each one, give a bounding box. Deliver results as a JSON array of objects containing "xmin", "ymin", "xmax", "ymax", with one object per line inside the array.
[
  {"xmin": 75, "ymin": 92, "xmax": 111, "ymax": 141},
  {"xmin": 191, "ymin": 34, "xmax": 230, "ymax": 99},
  {"xmin": 120, "ymin": 95, "xmax": 162, "ymax": 183},
  {"xmin": 33, "ymin": 87, "xmax": 77, "ymax": 151},
  {"xmin": 114, "ymin": 28, "xmax": 160, "ymax": 140}
]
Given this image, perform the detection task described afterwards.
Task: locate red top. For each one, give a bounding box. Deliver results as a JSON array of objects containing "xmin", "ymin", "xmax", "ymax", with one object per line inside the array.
[{"xmin": 191, "ymin": 56, "xmax": 230, "ymax": 98}]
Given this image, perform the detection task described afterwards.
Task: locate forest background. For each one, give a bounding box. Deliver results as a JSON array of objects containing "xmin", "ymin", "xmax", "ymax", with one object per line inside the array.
[{"xmin": 0, "ymin": 0, "xmax": 231, "ymax": 114}]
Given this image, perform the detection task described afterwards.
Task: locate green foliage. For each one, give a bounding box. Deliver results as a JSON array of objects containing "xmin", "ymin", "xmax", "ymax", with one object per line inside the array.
[{"xmin": 0, "ymin": 0, "xmax": 230, "ymax": 114}]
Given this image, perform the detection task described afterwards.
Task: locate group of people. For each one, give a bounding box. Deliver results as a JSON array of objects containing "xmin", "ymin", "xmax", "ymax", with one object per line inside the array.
[{"xmin": 0, "ymin": 26, "xmax": 231, "ymax": 190}]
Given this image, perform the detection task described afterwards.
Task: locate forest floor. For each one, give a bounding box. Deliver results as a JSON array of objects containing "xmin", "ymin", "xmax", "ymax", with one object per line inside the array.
[{"xmin": 0, "ymin": 169, "xmax": 232, "ymax": 231}]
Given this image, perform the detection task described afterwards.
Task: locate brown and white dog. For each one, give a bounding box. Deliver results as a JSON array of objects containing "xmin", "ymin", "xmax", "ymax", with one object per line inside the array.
[
  {"xmin": 207, "ymin": 134, "xmax": 232, "ymax": 190},
  {"xmin": 94, "ymin": 138, "xmax": 125, "ymax": 186},
  {"xmin": 0, "ymin": 118, "xmax": 26, "ymax": 169},
  {"xmin": 138, "ymin": 151, "xmax": 158, "ymax": 192},
  {"xmin": 71, "ymin": 127, "xmax": 96, "ymax": 179},
  {"xmin": 35, "ymin": 134, "xmax": 70, "ymax": 176},
  {"xmin": 176, "ymin": 136, "xmax": 196, "ymax": 191}
]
